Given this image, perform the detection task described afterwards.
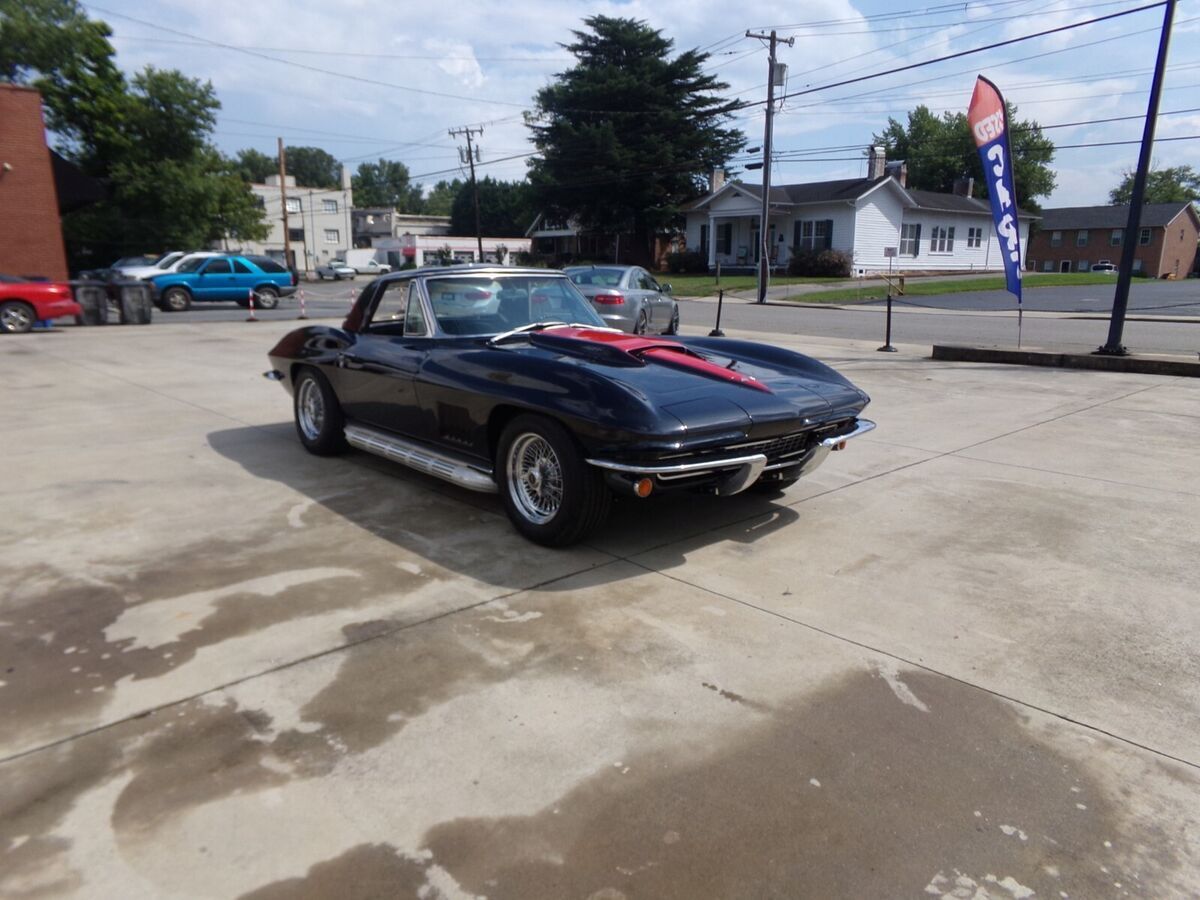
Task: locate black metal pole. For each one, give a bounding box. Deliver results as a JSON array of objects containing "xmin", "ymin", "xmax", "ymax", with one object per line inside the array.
[
  {"xmin": 1097, "ymin": 0, "xmax": 1175, "ymax": 356},
  {"xmin": 878, "ymin": 291, "xmax": 897, "ymax": 352},
  {"xmin": 710, "ymin": 289, "xmax": 726, "ymax": 337}
]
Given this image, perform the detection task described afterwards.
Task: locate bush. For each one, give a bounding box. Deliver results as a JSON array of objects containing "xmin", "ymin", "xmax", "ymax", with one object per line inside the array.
[
  {"xmin": 787, "ymin": 247, "xmax": 852, "ymax": 277},
  {"xmin": 664, "ymin": 249, "xmax": 709, "ymax": 274}
]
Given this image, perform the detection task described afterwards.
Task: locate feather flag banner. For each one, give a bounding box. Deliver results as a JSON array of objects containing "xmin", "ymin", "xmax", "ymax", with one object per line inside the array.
[{"xmin": 968, "ymin": 75, "xmax": 1022, "ymax": 304}]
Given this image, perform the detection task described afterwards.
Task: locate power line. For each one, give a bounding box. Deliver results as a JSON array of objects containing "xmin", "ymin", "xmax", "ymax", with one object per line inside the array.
[{"xmin": 110, "ymin": 34, "xmax": 571, "ymax": 62}]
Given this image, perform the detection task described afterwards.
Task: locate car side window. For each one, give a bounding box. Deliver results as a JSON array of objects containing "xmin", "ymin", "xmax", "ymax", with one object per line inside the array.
[
  {"xmin": 371, "ymin": 281, "xmax": 408, "ymax": 327},
  {"xmin": 640, "ymin": 272, "xmax": 660, "ymax": 291},
  {"xmin": 231, "ymin": 259, "xmax": 252, "ymax": 274},
  {"xmin": 204, "ymin": 259, "xmax": 232, "ymax": 275}
]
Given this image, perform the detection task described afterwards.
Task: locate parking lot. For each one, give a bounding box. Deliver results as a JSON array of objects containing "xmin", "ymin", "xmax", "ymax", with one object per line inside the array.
[{"xmin": 2, "ymin": 320, "xmax": 1198, "ymax": 898}]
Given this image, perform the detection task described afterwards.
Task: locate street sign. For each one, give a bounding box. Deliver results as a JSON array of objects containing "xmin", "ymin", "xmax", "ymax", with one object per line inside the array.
[{"xmin": 883, "ymin": 247, "xmax": 897, "ymax": 258}]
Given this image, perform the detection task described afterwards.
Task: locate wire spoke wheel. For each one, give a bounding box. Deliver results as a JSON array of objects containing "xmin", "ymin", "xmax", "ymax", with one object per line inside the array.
[
  {"xmin": 507, "ymin": 433, "xmax": 564, "ymax": 524},
  {"xmin": 296, "ymin": 376, "xmax": 325, "ymax": 441}
]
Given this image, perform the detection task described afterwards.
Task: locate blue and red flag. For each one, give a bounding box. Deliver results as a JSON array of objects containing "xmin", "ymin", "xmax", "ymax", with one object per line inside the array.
[{"xmin": 968, "ymin": 76, "xmax": 1022, "ymax": 303}]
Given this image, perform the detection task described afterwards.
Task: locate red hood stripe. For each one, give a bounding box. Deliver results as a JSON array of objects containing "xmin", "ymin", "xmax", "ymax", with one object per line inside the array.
[{"xmin": 546, "ymin": 328, "xmax": 772, "ymax": 393}]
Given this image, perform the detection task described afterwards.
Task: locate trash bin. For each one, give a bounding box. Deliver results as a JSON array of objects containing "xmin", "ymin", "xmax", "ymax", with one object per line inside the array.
[
  {"xmin": 73, "ymin": 283, "xmax": 108, "ymax": 325},
  {"xmin": 117, "ymin": 281, "xmax": 153, "ymax": 325}
]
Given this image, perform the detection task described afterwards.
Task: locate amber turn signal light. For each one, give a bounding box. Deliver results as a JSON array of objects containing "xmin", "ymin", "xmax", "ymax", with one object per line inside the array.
[{"xmin": 634, "ymin": 478, "xmax": 654, "ymax": 498}]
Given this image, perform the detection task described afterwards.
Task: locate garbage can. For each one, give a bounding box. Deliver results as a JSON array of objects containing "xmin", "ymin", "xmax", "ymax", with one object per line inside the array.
[
  {"xmin": 73, "ymin": 283, "xmax": 108, "ymax": 325},
  {"xmin": 117, "ymin": 281, "xmax": 153, "ymax": 325}
]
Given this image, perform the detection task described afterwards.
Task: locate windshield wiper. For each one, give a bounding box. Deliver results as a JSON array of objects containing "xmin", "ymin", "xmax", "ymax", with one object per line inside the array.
[{"xmin": 487, "ymin": 321, "xmax": 567, "ymax": 345}]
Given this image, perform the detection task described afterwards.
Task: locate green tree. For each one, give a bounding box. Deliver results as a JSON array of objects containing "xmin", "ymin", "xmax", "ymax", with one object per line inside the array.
[
  {"xmin": 232, "ymin": 148, "xmax": 277, "ymax": 184},
  {"xmin": 1108, "ymin": 165, "xmax": 1200, "ymax": 205},
  {"xmin": 450, "ymin": 177, "xmax": 535, "ymax": 237},
  {"xmin": 423, "ymin": 179, "xmax": 464, "ymax": 216},
  {"xmin": 285, "ymin": 145, "xmax": 340, "ymax": 188},
  {"xmin": 352, "ymin": 159, "xmax": 423, "ymax": 209},
  {"xmin": 874, "ymin": 104, "xmax": 1056, "ymax": 209},
  {"xmin": 528, "ymin": 16, "xmax": 743, "ymax": 263}
]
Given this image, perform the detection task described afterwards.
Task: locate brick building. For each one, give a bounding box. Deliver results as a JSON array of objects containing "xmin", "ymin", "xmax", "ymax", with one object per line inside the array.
[
  {"xmin": 1027, "ymin": 202, "xmax": 1199, "ymax": 278},
  {"xmin": 0, "ymin": 85, "xmax": 70, "ymax": 281}
]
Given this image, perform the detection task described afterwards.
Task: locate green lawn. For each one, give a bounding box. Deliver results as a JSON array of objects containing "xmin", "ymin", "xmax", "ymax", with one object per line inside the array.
[{"xmin": 656, "ymin": 270, "xmax": 1145, "ymax": 302}]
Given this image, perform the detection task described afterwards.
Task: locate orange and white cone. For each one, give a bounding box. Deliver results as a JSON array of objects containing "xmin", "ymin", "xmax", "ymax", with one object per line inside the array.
[
  {"xmin": 298, "ymin": 288, "xmax": 308, "ymax": 320},
  {"xmin": 245, "ymin": 288, "xmax": 258, "ymax": 322}
]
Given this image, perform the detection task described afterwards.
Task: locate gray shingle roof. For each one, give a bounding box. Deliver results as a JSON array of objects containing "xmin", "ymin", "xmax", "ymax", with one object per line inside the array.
[{"xmin": 1039, "ymin": 203, "xmax": 1194, "ymax": 230}]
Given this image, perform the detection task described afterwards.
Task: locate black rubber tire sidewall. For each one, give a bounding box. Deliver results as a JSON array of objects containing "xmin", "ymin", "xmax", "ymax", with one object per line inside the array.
[
  {"xmin": 496, "ymin": 414, "xmax": 611, "ymax": 547},
  {"xmin": 293, "ymin": 367, "xmax": 347, "ymax": 456},
  {"xmin": 0, "ymin": 301, "xmax": 35, "ymax": 333},
  {"xmin": 666, "ymin": 305, "xmax": 680, "ymax": 335},
  {"xmin": 634, "ymin": 310, "xmax": 649, "ymax": 335}
]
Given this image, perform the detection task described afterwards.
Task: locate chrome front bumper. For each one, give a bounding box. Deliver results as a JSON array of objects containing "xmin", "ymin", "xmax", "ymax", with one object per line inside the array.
[{"xmin": 587, "ymin": 418, "xmax": 875, "ymax": 496}]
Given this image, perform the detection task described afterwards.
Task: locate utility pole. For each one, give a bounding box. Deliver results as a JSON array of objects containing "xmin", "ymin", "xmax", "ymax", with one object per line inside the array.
[
  {"xmin": 277, "ymin": 138, "xmax": 292, "ymax": 270},
  {"xmin": 449, "ymin": 125, "xmax": 484, "ymax": 261},
  {"xmin": 745, "ymin": 30, "xmax": 793, "ymax": 303},
  {"xmin": 1097, "ymin": 0, "xmax": 1176, "ymax": 356}
]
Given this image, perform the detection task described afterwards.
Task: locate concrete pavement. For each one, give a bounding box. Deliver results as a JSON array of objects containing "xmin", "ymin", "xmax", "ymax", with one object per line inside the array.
[{"xmin": 2, "ymin": 322, "xmax": 1198, "ymax": 898}]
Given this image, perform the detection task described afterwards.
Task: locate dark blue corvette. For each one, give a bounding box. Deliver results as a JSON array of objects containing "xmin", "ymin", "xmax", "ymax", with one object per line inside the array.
[{"xmin": 266, "ymin": 265, "xmax": 873, "ymax": 546}]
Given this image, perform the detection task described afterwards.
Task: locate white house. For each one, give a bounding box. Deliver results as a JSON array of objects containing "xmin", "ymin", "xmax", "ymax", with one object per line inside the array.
[
  {"xmin": 683, "ymin": 148, "xmax": 1034, "ymax": 275},
  {"xmin": 237, "ymin": 172, "xmax": 353, "ymax": 273}
]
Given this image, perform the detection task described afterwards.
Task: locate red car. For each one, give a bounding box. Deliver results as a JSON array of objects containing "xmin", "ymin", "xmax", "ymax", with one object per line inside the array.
[{"xmin": 0, "ymin": 274, "xmax": 83, "ymax": 333}]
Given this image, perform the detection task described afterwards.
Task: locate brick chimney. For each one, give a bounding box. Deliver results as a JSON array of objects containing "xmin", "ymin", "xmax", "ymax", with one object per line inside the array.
[
  {"xmin": 953, "ymin": 176, "xmax": 975, "ymax": 197},
  {"xmin": 885, "ymin": 159, "xmax": 908, "ymax": 188},
  {"xmin": 710, "ymin": 167, "xmax": 726, "ymax": 194},
  {"xmin": 867, "ymin": 145, "xmax": 886, "ymax": 180}
]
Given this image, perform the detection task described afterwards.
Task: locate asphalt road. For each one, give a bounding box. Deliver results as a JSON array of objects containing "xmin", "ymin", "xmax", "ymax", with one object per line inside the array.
[{"xmin": 148, "ymin": 276, "xmax": 1200, "ymax": 356}]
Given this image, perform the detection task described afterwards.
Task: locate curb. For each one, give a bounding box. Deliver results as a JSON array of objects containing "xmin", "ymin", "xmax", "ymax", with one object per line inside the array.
[{"xmin": 931, "ymin": 344, "xmax": 1200, "ymax": 378}]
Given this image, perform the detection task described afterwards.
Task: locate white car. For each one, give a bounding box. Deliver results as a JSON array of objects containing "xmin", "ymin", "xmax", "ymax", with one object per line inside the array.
[
  {"xmin": 116, "ymin": 251, "xmax": 221, "ymax": 280},
  {"xmin": 352, "ymin": 259, "xmax": 392, "ymax": 276}
]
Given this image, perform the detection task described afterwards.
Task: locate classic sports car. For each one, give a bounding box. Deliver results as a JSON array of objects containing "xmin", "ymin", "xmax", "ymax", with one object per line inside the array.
[
  {"xmin": 0, "ymin": 275, "xmax": 83, "ymax": 333},
  {"xmin": 265, "ymin": 266, "xmax": 873, "ymax": 546}
]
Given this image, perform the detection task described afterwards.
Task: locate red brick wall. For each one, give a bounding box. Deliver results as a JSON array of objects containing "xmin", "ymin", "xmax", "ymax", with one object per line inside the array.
[
  {"xmin": 1155, "ymin": 208, "xmax": 1199, "ymax": 279},
  {"xmin": 0, "ymin": 85, "xmax": 69, "ymax": 281}
]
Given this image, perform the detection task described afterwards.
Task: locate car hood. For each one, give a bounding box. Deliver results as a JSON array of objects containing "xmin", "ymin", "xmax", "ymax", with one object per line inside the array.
[{"xmin": 510, "ymin": 328, "xmax": 868, "ymax": 436}]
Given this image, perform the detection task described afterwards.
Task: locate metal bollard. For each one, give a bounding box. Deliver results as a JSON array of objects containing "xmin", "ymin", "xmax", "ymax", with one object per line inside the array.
[
  {"xmin": 246, "ymin": 289, "xmax": 258, "ymax": 322},
  {"xmin": 709, "ymin": 289, "xmax": 726, "ymax": 337}
]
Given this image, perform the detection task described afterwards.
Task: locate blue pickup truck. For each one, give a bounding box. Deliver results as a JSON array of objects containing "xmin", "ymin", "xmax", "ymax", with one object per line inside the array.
[{"xmin": 149, "ymin": 254, "xmax": 298, "ymax": 311}]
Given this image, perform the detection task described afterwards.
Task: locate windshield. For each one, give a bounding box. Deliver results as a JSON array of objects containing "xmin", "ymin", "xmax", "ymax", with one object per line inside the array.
[
  {"xmin": 176, "ymin": 257, "xmax": 207, "ymax": 273},
  {"xmin": 155, "ymin": 252, "xmax": 185, "ymax": 269},
  {"xmin": 424, "ymin": 275, "xmax": 604, "ymax": 336}
]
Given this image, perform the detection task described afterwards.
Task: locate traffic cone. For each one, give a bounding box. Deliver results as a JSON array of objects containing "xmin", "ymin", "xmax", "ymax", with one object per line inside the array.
[
  {"xmin": 246, "ymin": 288, "xmax": 258, "ymax": 322},
  {"xmin": 298, "ymin": 288, "xmax": 308, "ymax": 320}
]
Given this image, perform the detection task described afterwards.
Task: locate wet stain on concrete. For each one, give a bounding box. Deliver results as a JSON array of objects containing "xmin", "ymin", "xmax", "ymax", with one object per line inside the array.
[
  {"xmin": 421, "ymin": 670, "xmax": 1183, "ymax": 899},
  {"xmin": 700, "ymin": 682, "xmax": 771, "ymax": 713},
  {"xmin": 238, "ymin": 843, "xmax": 434, "ymax": 900}
]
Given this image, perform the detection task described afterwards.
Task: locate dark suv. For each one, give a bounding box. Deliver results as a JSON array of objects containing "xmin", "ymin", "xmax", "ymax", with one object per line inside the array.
[{"xmin": 149, "ymin": 255, "xmax": 298, "ymax": 311}]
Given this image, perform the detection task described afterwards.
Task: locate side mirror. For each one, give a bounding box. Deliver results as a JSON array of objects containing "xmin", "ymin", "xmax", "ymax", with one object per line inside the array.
[{"xmin": 660, "ymin": 283, "xmax": 672, "ymax": 293}]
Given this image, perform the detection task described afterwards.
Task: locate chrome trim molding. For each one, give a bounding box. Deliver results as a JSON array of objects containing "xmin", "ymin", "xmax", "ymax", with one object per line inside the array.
[
  {"xmin": 586, "ymin": 453, "xmax": 768, "ymax": 477},
  {"xmin": 345, "ymin": 424, "xmax": 497, "ymax": 494},
  {"xmin": 820, "ymin": 418, "xmax": 875, "ymax": 448}
]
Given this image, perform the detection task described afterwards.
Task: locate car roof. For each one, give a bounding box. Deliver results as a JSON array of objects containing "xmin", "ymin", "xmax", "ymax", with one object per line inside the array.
[{"xmin": 377, "ymin": 264, "xmax": 571, "ymax": 283}]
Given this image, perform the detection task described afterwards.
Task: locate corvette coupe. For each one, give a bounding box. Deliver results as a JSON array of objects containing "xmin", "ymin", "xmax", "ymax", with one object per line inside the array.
[{"xmin": 265, "ymin": 266, "xmax": 874, "ymax": 546}]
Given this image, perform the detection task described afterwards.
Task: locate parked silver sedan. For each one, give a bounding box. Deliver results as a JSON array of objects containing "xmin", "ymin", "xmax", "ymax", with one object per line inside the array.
[
  {"xmin": 315, "ymin": 260, "xmax": 357, "ymax": 280},
  {"xmin": 564, "ymin": 265, "xmax": 679, "ymax": 334}
]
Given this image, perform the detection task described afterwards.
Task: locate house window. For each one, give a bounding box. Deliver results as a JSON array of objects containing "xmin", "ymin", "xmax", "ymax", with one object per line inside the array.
[
  {"xmin": 1110, "ymin": 229, "xmax": 1122, "ymax": 246},
  {"xmin": 929, "ymin": 225, "xmax": 955, "ymax": 253},
  {"xmin": 288, "ymin": 228, "xmax": 304, "ymax": 242},
  {"xmin": 899, "ymin": 223, "xmax": 921, "ymax": 256},
  {"xmin": 967, "ymin": 226, "xmax": 983, "ymax": 248},
  {"xmin": 324, "ymin": 228, "xmax": 339, "ymax": 244},
  {"xmin": 1133, "ymin": 258, "xmax": 1144, "ymax": 272},
  {"xmin": 1050, "ymin": 231, "xmax": 1062, "ymax": 247},
  {"xmin": 717, "ymin": 223, "xmax": 732, "ymax": 255},
  {"xmin": 1139, "ymin": 228, "xmax": 1152, "ymax": 245},
  {"xmin": 1042, "ymin": 260, "xmax": 1054, "ymax": 272},
  {"xmin": 322, "ymin": 199, "xmax": 338, "ymax": 213},
  {"xmin": 793, "ymin": 219, "xmax": 831, "ymax": 251},
  {"xmin": 285, "ymin": 198, "xmax": 301, "ymax": 214},
  {"xmin": 1078, "ymin": 260, "xmax": 1089, "ymax": 273},
  {"xmin": 1076, "ymin": 230, "xmax": 1089, "ymax": 247}
]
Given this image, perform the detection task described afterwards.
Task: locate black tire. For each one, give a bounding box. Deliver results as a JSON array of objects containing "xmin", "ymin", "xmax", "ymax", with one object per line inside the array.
[
  {"xmin": 633, "ymin": 309, "xmax": 649, "ymax": 335},
  {"xmin": 665, "ymin": 305, "xmax": 680, "ymax": 335},
  {"xmin": 496, "ymin": 414, "xmax": 611, "ymax": 547},
  {"xmin": 293, "ymin": 367, "xmax": 347, "ymax": 456},
  {"xmin": 0, "ymin": 300, "xmax": 36, "ymax": 334},
  {"xmin": 317, "ymin": 272, "xmax": 327, "ymax": 280},
  {"xmin": 253, "ymin": 286, "xmax": 280, "ymax": 310},
  {"xmin": 161, "ymin": 287, "xmax": 191, "ymax": 312}
]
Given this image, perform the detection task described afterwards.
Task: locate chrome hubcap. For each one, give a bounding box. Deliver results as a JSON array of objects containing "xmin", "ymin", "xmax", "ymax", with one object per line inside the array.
[
  {"xmin": 507, "ymin": 433, "xmax": 563, "ymax": 524},
  {"xmin": 296, "ymin": 378, "xmax": 324, "ymax": 440}
]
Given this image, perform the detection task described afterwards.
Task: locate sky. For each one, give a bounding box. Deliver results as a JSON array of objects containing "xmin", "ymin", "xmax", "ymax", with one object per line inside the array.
[{"xmin": 87, "ymin": 0, "xmax": 1199, "ymax": 208}]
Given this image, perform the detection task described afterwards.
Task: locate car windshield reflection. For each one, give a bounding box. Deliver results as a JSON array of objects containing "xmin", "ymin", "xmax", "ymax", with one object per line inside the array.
[{"xmin": 425, "ymin": 275, "xmax": 604, "ymax": 336}]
